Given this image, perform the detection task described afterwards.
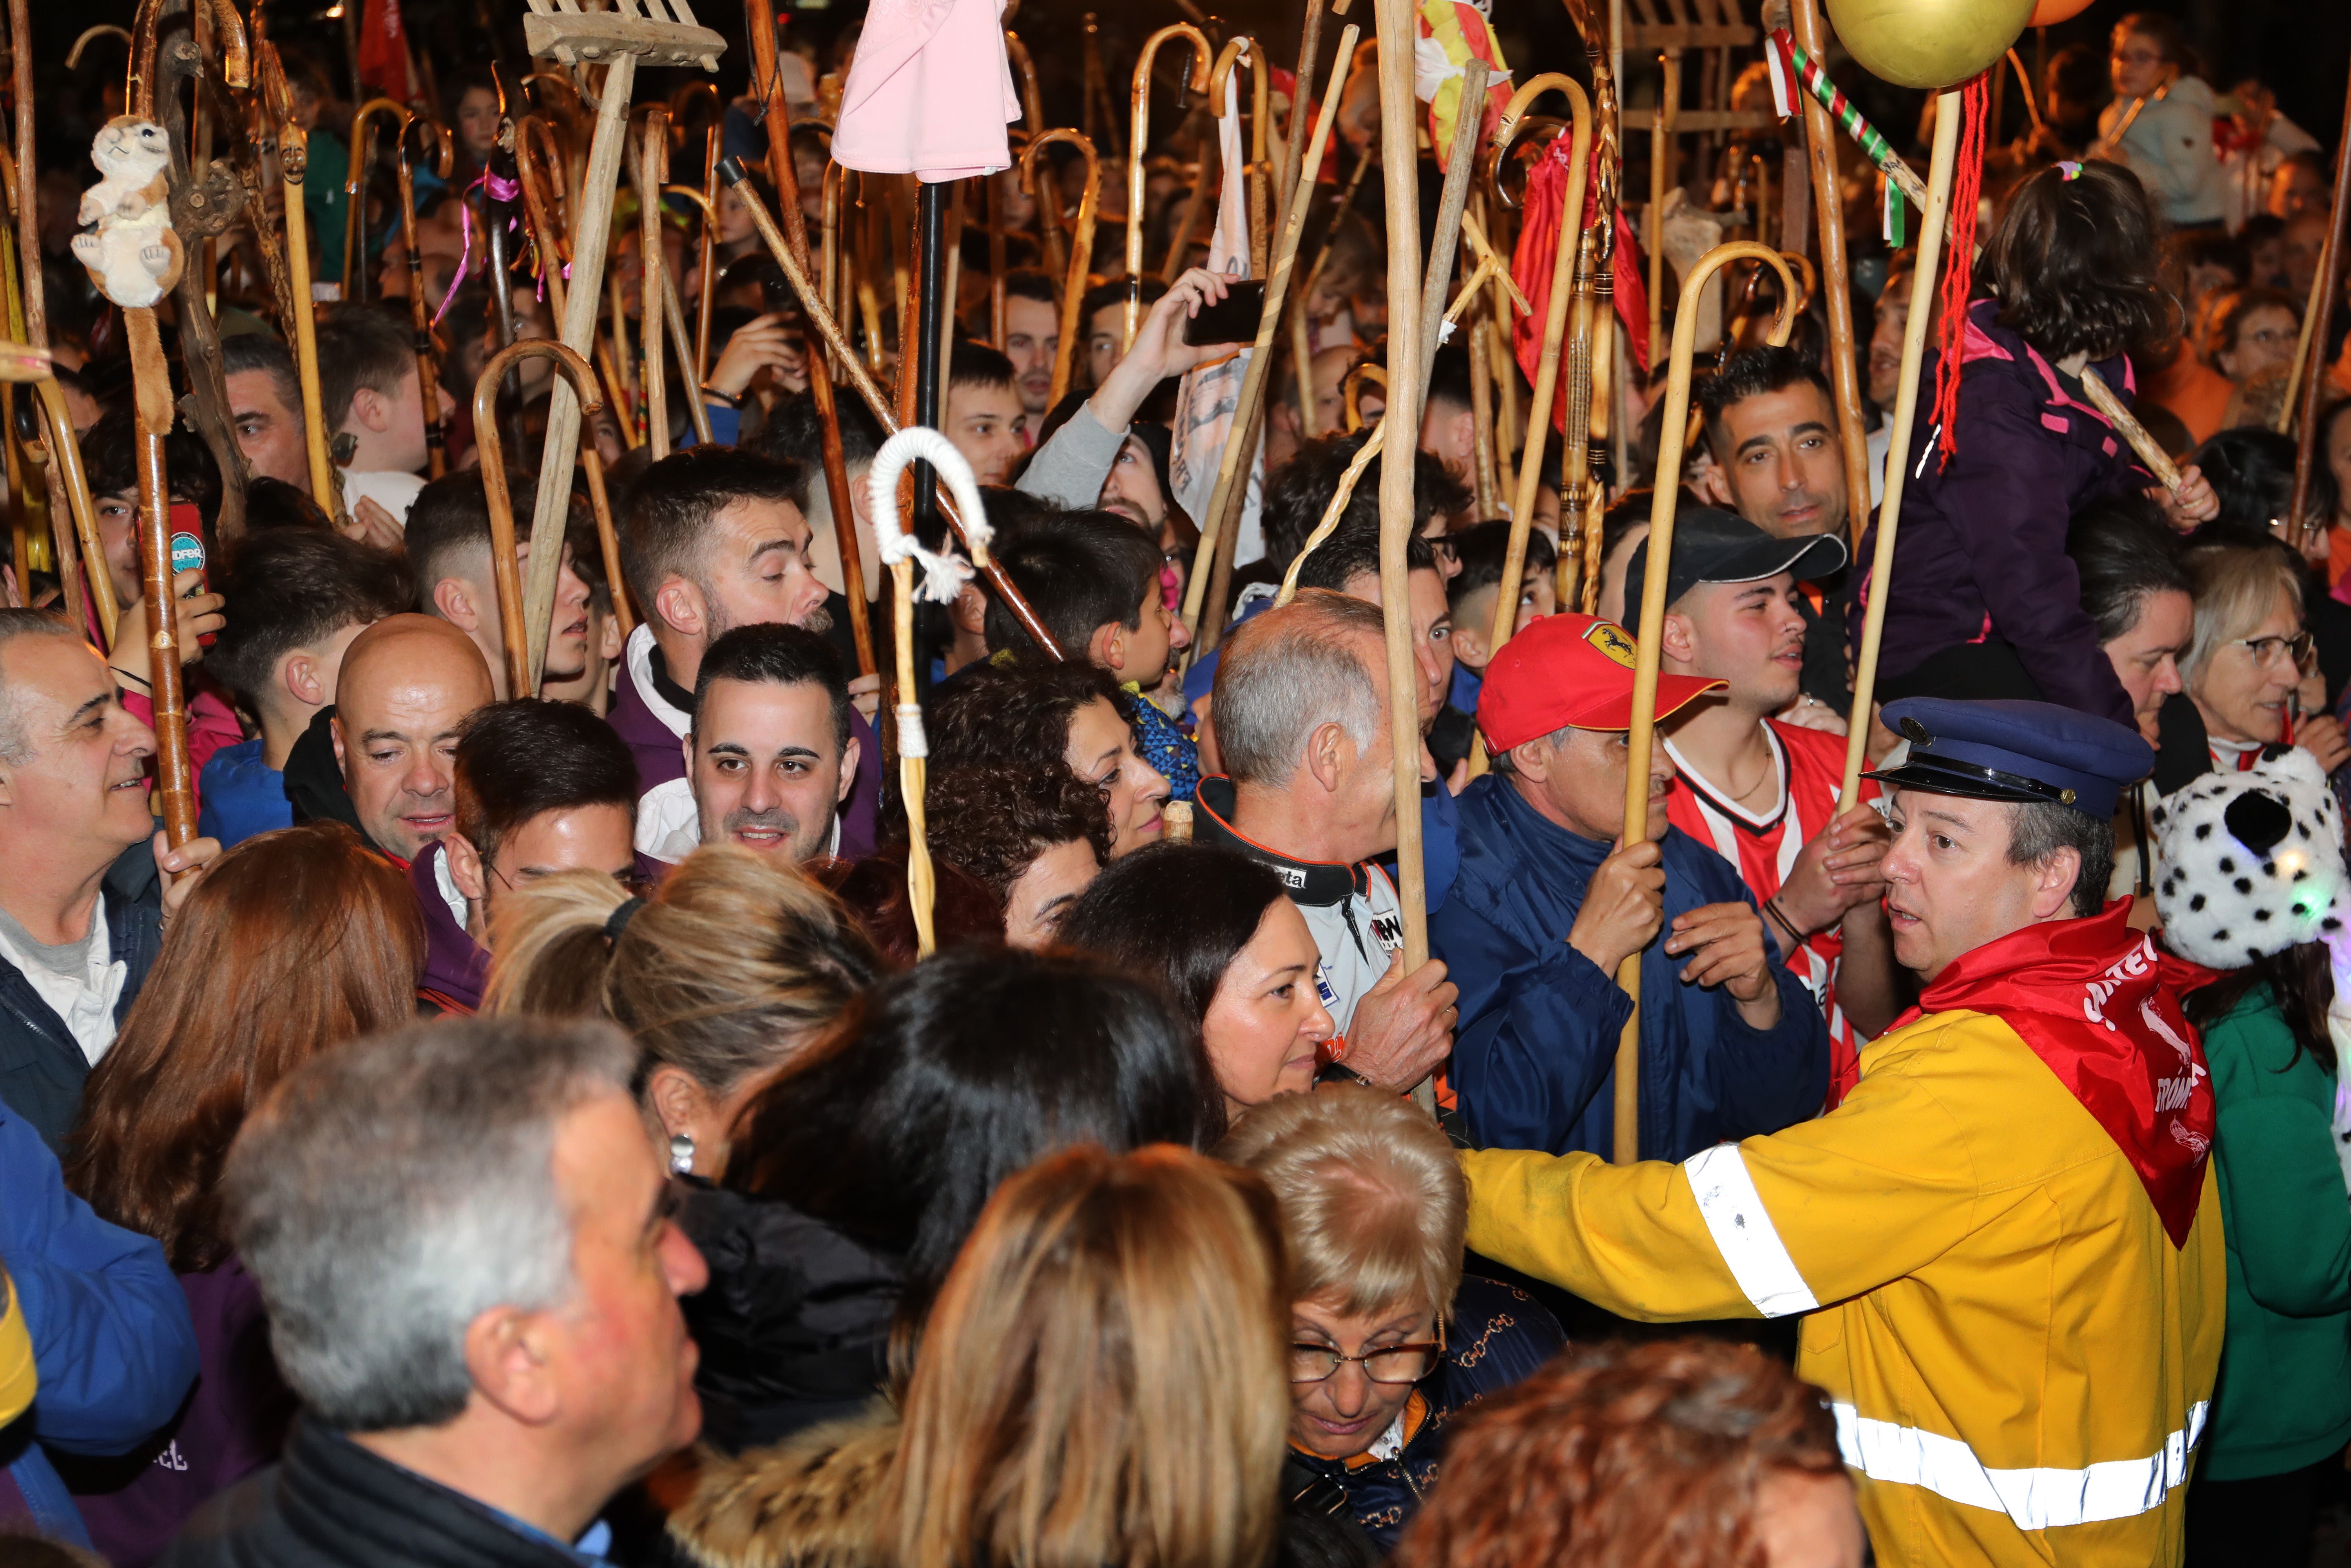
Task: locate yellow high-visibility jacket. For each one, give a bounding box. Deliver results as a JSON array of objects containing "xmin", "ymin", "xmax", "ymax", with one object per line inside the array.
[
  {"xmin": 0, "ymin": 1266, "xmax": 31, "ymax": 1429},
  {"xmin": 1462, "ymin": 1005, "xmax": 2226, "ymax": 1568}
]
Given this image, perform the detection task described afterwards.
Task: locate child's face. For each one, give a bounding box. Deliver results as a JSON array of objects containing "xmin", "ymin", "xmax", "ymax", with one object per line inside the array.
[{"xmin": 1114, "ymin": 581, "xmax": 1188, "ymax": 685}]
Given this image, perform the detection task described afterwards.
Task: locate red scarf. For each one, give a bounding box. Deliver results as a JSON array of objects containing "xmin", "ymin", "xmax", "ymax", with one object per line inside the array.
[{"xmin": 1893, "ymin": 903, "xmax": 2216, "ymax": 1248}]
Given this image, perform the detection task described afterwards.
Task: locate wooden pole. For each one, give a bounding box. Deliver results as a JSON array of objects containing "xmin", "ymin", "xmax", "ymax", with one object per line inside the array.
[
  {"xmin": 635, "ymin": 110, "xmax": 672, "ymax": 462},
  {"xmin": 1126, "ymin": 25, "xmax": 1212, "ymax": 350},
  {"xmin": 695, "ymin": 125, "xmax": 721, "ymax": 390},
  {"xmin": 344, "ymin": 99, "xmax": 409, "ymax": 303},
  {"xmin": 1021, "ymin": 131, "xmax": 1099, "ymax": 411},
  {"xmin": 658, "ymin": 183, "xmax": 719, "ymax": 446},
  {"xmin": 1617, "ymin": 241, "xmax": 1800, "ymax": 1163},
  {"xmin": 721, "ymin": 162, "xmax": 1063, "ymax": 657},
  {"xmin": 2078, "ymin": 366, "xmax": 2184, "ymax": 491},
  {"xmin": 1788, "ymin": 0, "xmax": 1873, "ymax": 555},
  {"xmin": 1647, "ymin": 51, "xmax": 1678, "ymax": 366},
  {"xmin": 26, "ymin": 378, "xmax": 113, "ymax": 646},
  {"xmin": 278, "ymin": 126, "xmax": 339, "ymax": 520},
  {"xmin": 1839, "ymin": 90, "xmax": 1963, "ymax": 807},
  {"xmin": 474, "ymin": 339, "xmax": 603, "ymax": 699},
  {"xmin": 1415, "ymin": 59, "xmax": 1490, "ymax": 412},
  {"xmin": 129, "ymin": 310, "xmax": 196, "ymax": 848},
  {"xmin": 2288, "ymin": 57, "xmax": 2351, "ymax": 544},
  {"xmin": 1177, "ymin": 25, "xmax": 1358, "ymax": 651},
  {"xmin": 397, "ymin": 119, "xmax": 454, "ymax": 478}
]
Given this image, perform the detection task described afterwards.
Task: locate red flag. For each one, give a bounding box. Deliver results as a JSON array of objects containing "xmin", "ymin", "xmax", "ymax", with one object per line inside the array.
[
  {"xmin": 1509, "ymin": 133, "xmax": 1649, "ymax": 435},
  {"xmin": 356, "ymin": 0, "xmax": 417, "ymax": 103}
]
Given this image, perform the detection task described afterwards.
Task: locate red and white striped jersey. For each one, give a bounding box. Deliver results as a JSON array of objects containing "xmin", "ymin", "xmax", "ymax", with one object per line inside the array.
[{"xmin": 1664, "ymin": 719, "xmax": 1878, "ymax": 1107}]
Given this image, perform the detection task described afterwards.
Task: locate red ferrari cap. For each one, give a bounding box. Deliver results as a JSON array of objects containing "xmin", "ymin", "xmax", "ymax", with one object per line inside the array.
[{"xmin": 1476, "ymin": 613, "xmax": 1725, "ymax": 752}]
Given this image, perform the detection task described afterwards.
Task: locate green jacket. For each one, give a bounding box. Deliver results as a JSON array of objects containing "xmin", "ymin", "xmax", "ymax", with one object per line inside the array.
[{"xmin": 2201, "ymin": 981, "xmax": 2351, "ymax": 1480}]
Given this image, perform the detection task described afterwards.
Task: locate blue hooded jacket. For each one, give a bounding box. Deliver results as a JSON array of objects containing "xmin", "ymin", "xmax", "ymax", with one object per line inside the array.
[
  {"xmin": 1434, "ymin": 775, "xmax": 1829, "ymax": 1160},
  {"xmin": 0, "ymin": 1095, "xmax": 199, "ymax": 1546}
]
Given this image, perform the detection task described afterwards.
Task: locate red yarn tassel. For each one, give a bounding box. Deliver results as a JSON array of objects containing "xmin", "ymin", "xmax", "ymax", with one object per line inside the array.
[{"xmin": 1930, "ymin": 74, "xmax": 1990, "ymax": 471}]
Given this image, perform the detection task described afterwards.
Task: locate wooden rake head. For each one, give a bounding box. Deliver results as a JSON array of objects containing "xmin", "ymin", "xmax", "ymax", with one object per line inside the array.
[{"xmin": 523, "ymin": 0, "xmax": 726, "ymax": 104}]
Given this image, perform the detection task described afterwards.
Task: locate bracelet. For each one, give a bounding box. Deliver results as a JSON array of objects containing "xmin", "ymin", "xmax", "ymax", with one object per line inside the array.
[
  {"xmin": 110, "ymin": 667, "xmax": 150, "ymax": 690},
  {"xmin": 1764, "ymin": 897, "xmax": 1806, "ymax": 948},
  {"xmin": 699, "ymin": 382, "xmax": 742, "ymax": 409}
]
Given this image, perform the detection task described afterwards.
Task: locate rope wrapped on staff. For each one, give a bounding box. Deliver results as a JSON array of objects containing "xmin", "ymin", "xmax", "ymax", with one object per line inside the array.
[{"xmin": 866, "ymin": 427, "xmax": 996, "ymax": 960}]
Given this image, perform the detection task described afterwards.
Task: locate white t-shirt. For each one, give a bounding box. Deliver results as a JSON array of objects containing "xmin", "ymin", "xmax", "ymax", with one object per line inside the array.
[{"xmin": 0, "ymin": 898, "xmax": 127, "ymax": 1065}]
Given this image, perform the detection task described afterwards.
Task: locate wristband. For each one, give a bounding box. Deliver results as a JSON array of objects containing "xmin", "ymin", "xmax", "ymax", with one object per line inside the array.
[{"xmin": 699, "ymin": 382, "xmax": 742, "ymax": 409}]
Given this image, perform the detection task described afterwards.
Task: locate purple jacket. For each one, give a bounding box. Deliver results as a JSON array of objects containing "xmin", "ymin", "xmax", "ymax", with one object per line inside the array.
[
  {"xmin": 1845, "ymin": 300, "xmax": 2145, "ymax": 724},
  {"xmin": 69, "ymin": 1258, "xmax": 292, "ymax": 1568},
  {"xmin": 608, "ymin": 626, "xmax": 881, "ymax": 860},
  {"xmin": 408, "ymin": 842, "xmax": 487, "ymax": 1014}
]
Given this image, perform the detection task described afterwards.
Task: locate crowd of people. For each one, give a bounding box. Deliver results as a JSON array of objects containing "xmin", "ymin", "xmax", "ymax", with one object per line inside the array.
[{"xmin": 1, "ymin": 4, "xmax": 2349, "ymax": 1567}]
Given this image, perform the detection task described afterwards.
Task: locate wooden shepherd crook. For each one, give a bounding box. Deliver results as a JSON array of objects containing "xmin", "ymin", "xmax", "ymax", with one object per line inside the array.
[
  {"xmin": 1838, "ymin": 89, "xmax": 1963, "ymax": 809},
  {"xmin": 1125, "ymin": 24, "xmax": 1211, "ymax": 352},
  {"xmin": 1617, "ymin": 242, "xmax": 1800, "ymax": 1164},
  {"xmin": 1020, "ymin": 130, "xmax": 1098, "ymax": 412},
  {"xmin": 473, "ymin": 339, "xmax": 605, "ymax": 699},
  {"xmin": 2287, "ymin": 53, "xmax": 2351, "ymax": 545},
  {"xmin": 516, "ymin": 0, "xmax": 725, "ymax": 692}
]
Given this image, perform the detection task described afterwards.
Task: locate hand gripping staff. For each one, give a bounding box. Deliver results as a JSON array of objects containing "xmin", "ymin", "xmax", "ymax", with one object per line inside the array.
[
  {"xmin": 866, "ymin": 429, "xmax": 996, "ymax": 960},
  {"xmin": 1618, "ymin": 241, "xmax": 1800, "ymax": 1163}
]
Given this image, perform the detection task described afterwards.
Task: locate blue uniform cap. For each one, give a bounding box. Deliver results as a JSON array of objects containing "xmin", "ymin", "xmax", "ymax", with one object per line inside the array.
[{"xmin": 1864, "ymin": 698, "xmax": 2154, "ymax": 818}]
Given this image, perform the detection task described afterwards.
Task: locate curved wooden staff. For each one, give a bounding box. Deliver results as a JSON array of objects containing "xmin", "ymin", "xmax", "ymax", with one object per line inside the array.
[
  {"xmin": 694, "ymin": 123, "xmax": 722, "ymax": 388},
  {"xmin": 2287, "ymin": 59, "xmax": 2351, "ymax": 543},
  {"xmin": 661, "ymin": 183, "xmax": 720, "ymax": 445},
  {"xmin": 276, "ymin": 125, "xmax": 338, "ymax": 516},
  {"xmin": 1125, "ymin": 24, "xmax": 1210, "ymax": 351},
  {"xmin": 866, "ymin": 427, "xmax": 996, "ymax": 958},
  {"xmin": 1177, "ymin": 24, "xmax": 1358, "ymax": 655},
  {"xmin": 1617, "ymin": 242, "xmax": 1800, "ymax": 1163},
  {"xmin": 1840, "ymin": 91, "xmax": 1963, "ymax": 808},
  {"xmin": 1020, "ymin": 131, "xmax": 1098, "ymax": 412},
  {"xmin": 721, "ymin": 160, "xmax": 1060, "ymax": 657},
  {"xmin": 1784, "ymin": 0, "xmax": 1873, "ymax": 551},
  {"xmin": 1572, "ymin": 48, "xmax": 1622, "ymax": 614},
  {"xmin": 1341, "ymin": 361, "xmax": 1386, "ymax": 432},
  {"xmin": 23, "ymin": 377, "xmax": 113, "ymax": 648},
  {"xmin": 396, "ymin": 117, "xmax": 455, "ymax": 477},
  {"xmin": 474, "ymin": 339, "xmax": 604, "ymax": 698},
  {"xmin": 343, "ymin": 98, "xmax": 410, "ymax": 302}
]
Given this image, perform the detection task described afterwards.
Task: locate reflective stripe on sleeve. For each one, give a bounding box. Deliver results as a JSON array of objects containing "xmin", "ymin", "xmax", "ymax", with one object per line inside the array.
[
  {"xmin": 1681, "ymin": 1143, "xmax": 1819, "ymax": 1317},
  {"xmin": 1831, "ymin": 1401, "xmax": 2208, "ymax": 1530}
]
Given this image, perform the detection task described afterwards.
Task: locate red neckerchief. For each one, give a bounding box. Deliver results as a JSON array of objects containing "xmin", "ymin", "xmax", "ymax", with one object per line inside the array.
[{"xmin": 1889, "ymin": 902, "xmax": 2216, "ymax": 1248}]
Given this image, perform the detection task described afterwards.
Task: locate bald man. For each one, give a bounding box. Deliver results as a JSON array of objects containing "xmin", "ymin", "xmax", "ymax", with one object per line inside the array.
[{"xmin": 282, "ymin": 615, "xmax": 494, "ymax": 864}]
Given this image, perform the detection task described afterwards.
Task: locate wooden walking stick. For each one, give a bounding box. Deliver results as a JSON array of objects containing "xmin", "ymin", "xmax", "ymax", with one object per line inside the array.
[
  {"xmin": 659, "ymin": 183, "xmax": 719, "ymax": 445},
  {"xmin": 1619, "ymin": 241, "xmax": 1800, "ymax": 1162},
  {"xmin": 343, "ymin": 98, "xmax": 410, "ymax": 303},
  {"xmin": 1125, "ymin": 24, "xmax": 1211, "ymax": 351},
  {"xmin": 9, "ymin": 0, "xmax": 44, "ymax": 355},
  {"xmin": 1371, "ymin": 0, "xmax": 1435, "ymax": 1108},
  {"xmin": 1647, "ymin": 49, "xmax": 1677, "ymax": 366},
  {"xmin": 866, "ymin": 427, "xmax": 996, "ymax": 958},
  {"xmin": 515, "ymin": 0, "xmax": 723, "ymax": 690},
  {"xmin": 1839, "ymin": 88, "xmax": 1962, "ymax": 808},
  {"xmin": 2076, "ymin": 366, "xmax": 2184, "ymax": 491},
  {"xmin": 278, "ymin": 131, "xmax": 337, "ymax": 515},
  {"xmin": 693, "ymin": 121, "xmax": 721, "ymax": 387},
  {"xmin": 24, "ymin": 376, "xmax": 112, "ymax": 648},
  {"xmin": 634, "ymin": 107, "xmax": 672, "ymax": 461},
  {"xmin": 1784, "ymin": 0, "xmax": 1874, "ymax": 554},
  {"xmin": 474, "ymin": 339, "xmax": 605, "ymax": 697},
  {"xmin": 1415, "ymin": 60, "xmax": 1490, "ymax": 412},
  {"xmin": 2287, "ymin": 57, "xmax": 2351, "ymax": 547},
  {"xmin": 721, "ymin": 162, "xmax": 1062, "ymax": 657},
  {"xmin": 1020, "ymin": 130, "xmax": 1099, "ymax": 412},
  {"xmin": 1177, "ymin": 24, "xmax": 1357, "ymax": 652},
  {"xmin": 396, "ymin": 117, "xmax": 455, "ymax": 478},
  {"xmin": 1490, "ymin": 75, "xmax": 1592, "ymax": 612},
  {"xmin": 1570, "ymin": 47, "xmax": 1622, "ymax": 614},
  {"xmin": 746, "ymin": 0, "xmax": 873, "ymax": 676}
]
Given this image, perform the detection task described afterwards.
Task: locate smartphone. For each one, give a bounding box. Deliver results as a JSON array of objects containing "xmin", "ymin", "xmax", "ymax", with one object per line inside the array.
[
  {"xmin": 168, "ymin": 503, "xmax": 215, "ymax": 649},
  {"xmin": 1181, "ymin": 280, "xmax": 1267, "ymax": 347}
]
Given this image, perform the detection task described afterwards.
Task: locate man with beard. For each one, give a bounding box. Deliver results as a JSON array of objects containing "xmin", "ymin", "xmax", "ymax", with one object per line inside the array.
[
  {"xmin": 610, "ymin": 447, "xmax": 878, "ymax": 860},
  {"xmin": 636, "ymin": 624, "xmax": 859, "ymax": 867},
  {"xmin": 1695, "ymin": 347, "xmax": 1861, "ymax": 723}
]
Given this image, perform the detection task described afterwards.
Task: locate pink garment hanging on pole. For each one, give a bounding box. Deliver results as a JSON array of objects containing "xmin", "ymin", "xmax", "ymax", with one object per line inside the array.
[{"xmin": 831, "ymin": 0, "xmax": 1021, "ymax": 183}]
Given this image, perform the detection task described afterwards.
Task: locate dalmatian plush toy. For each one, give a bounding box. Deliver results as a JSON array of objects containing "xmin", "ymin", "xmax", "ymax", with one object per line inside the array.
[{"xmin": 2152, "ymin": 748, "xmax": 2351, "ymax": 1191}]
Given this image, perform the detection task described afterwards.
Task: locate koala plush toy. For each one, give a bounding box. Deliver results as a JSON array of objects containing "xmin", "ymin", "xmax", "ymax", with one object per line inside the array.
[
  {"xmin": 70, "ymin": 116, "xmax": 184, "ymax": 309},
  {"xmin": 2152, "ymin": 749, "xmax": 2350, "ymax": 971}
]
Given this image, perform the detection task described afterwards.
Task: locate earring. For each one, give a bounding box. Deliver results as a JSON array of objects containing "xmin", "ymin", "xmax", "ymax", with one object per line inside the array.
[{"xmin": 668, "ymin": 1133, "xmax": 695, "ymax": 1176}]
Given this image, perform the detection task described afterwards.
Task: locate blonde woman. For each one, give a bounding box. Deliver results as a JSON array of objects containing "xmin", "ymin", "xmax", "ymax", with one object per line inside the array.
[
  {"xmin": 2157, "ymin": 538, "xmax": 2351, "ymax": 792},
  {"xmin": 1221, "ymin": 1085, "xmax": 1565, "ymax": 1551},
  {"xmin": 670, "ymin": 1144, "xmax": 1291, "ymax": 1568}
]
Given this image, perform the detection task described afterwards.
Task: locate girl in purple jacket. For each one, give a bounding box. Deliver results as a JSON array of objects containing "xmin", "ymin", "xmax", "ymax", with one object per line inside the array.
[{"xmin": 1847, "ymin": 159, "xmax": 2218, "ymax": 724}]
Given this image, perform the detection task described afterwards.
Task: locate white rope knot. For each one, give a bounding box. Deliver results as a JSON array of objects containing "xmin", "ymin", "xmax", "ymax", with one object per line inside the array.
[
  {"xmin": 866, "ymin": 427, "xmax": 995, "ymax": 605},
  {"xmin": 894, "ymin": 702, "xmax": 929, "ymax": 761}
]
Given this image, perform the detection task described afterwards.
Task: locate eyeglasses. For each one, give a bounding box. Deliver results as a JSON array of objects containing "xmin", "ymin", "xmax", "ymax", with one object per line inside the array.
[
  {"xmin": 1289, "ymin": 1337, "xmax": 1444, "ymax": 1385},
  {"xmin": 2234, "ymin": 631, "xmax": 2315, "ymax": 668}
]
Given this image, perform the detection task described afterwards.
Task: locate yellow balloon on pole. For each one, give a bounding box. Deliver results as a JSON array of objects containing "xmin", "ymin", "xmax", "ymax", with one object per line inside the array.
[{"xmin": 1825, "ymin": 0, "xmax": 2034, "ymax": 89}]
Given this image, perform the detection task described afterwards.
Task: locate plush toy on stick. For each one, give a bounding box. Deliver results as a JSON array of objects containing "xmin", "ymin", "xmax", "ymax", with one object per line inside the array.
[{"xmin": 70, "ymin": 116, "xmax": 183, "ymax": 308}]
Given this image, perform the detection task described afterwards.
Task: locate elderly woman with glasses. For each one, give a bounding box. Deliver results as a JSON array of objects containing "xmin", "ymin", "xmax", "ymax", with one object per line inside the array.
[
  {"xmin": 1221, "ymin": 1084, "xmax": 1565, "ymax": 1552},
  {"xmin": 2154, "ymin": 532, "xmax": 2351, "ymax": 794}
]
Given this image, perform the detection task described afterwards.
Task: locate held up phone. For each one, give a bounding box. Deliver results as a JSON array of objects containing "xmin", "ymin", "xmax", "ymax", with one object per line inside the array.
[
  {"xmin": 168, "ymin": 503, "xmax": 215, "ymax": 650},
  {"xmin": 1181, "ymin": 280, "xmax": 1267, "ymax": 347}
]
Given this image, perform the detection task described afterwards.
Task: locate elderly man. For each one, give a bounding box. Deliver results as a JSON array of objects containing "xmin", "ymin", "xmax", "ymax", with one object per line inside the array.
[
  {"xmin": 1461, "ymin": 698, "xmax": 2221, "ymax": 1568},
  {"xmin": 637, "ymin": 623, "xmax": 860, "ymax": 866},
  {"xmin": 1193, "ymin": 591, "xmax": 1457, "ymax": 1096},
  {"xmin": 161, "ymin": 1017, "xmax": 708, "ymax": 1567},
  {"xmin": 422, "ymin": 700, "xmax": 641, "ymax": 1014},
  {"xmin": 0, "ymin": 611, "xmax": 219, "ymax": 1148},
  {"xmin": 283, "ymin": 614, "xmax": 494, "ymax": 866},
  {"xmin": 1436, "ymin": 612, "xmax": 1828, "ymax": 1159},
  {"xmin": 610, "ymin": 446, "xmax": 878, "ymax": 861}
]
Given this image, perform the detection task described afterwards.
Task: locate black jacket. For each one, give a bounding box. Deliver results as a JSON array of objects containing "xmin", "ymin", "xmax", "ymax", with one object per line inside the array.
[
  {"xmin": 0, "ymin": 833, "xmax": 165, "ymax": 1151},
  {"xmin": 678, "ymin": 1186, "xmax": 903, "ymax": 1456},
  {"xmin": 158, "ymin": 1420, "xmax": 586, "ymax": 1567},
  {"xmin": 281, "ymin": 708, "xmax": 378, "ymax": 853}
]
